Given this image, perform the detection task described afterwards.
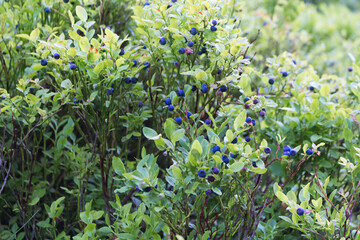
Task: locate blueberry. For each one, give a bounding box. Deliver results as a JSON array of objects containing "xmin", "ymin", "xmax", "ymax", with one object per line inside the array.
[
  {"xmin": 172, "ymin": 0, "xmax": 177, "ymax": 2},
  {"xmin": 231, "ymin": 137, "xmax": 238, "ymax": 144},
  {"xmin": 70, "ymin": 63, "xmax": 77, "ymax": 70},
  {"xmin": 76, "ymin": 29, "xmax": 85, "ymax": 37},
  {"xmin": 246, "ymin": 117, "xmax": 252, "ymax": 124},
  {"xmin": 159, "ymin": 38, "xmax": 167, "ymax": 45},
  {"xmin": 187, "ymin": 112, "xmax": 192, "ymax": 118},
  {"xmin": 44, "ymin": 7, "xmax": 51, "ymax": 13},
  {"xmin": 131, "ymin": 77, "xmax": 138, "ymax": 84},
  {"xmin": 245, "ymin": 104, "xmax": 250, "ymax": 109},
  {"xmin": 309, "ymin": 86, "xmax": 314, "ymax": 91},
  {"xmin": 175, "ymin": 117, "xmax": 182, "ymax": 125},
  {"xmin": 191, "ymin": 85, "xmax": 197, "ymax": 91},
  {"xmin": 244, "ymin": 97, "xmax": 250, "ymax": 103},
  {"xmin": 201, "ymin": 47, "xmax": 207, "ymax": 54},
  {"xmin": 125, "ymin": 77, "xmax": 131, "ymax": 84},
  {"xmin": 63, "ymin": 0, "xmax": 69, "ymax": 2},
  {"xmin": 143, "ymin": 2, "xmax": 150, "ymax": 6},
  {"xmin": 40, "ymin": 59, "xmax": 47, "ymax": 66},
  {"xmin": 135, "ymin": 186, "xmax": 141, "ymax": 192},
  {"xmin": 264, "ymin": 147, "xmax": 271, "ymax": 154},
  {"xmin": 253, "ymin": 98, "xmax": 259, "ymax": 104},
  {"xmin": 212, "ymin": 145, "xmax": 221, "ymax": 153},
  {"xmin": 212, "ymin": 20, "xmax": 217, "ymax": 25},
  {"xmin": 119, "ymin": 49, "xmax": 125, "ymax": 55},
  {"xmin": 198, "ymin": 170, "xmax": 206, "ymax": 178},
  {"xmin": 205, "ymin": 189, "xmax": 213, "ymax": 196},
  {"xmin": 269, "ymin": 78, "xmax": 275, "ymax": 85},
  {"xmin": 207, "ymin": 175, "xmax": 215, "ymax": 182},
  {"xmin": 138, "ymin": 102, "xmax": 144, "ymax": 108},
  {"xmin": 165, "ymin": 98, "xmax": 172, "ymax": 105},
  {"xmin": 252, "ymin": 161, "xmax": 257, "ymax": 167},
  {"xmin": 142, "ymin": 187, "xmax": 152, "ymax": 192},
  {"xmin": 167, "ymin": 4, "xmax": 172, "ymax": 9},
  {"xmin": 131, "ymin": 60, "xmax": 138, "ymax": 67},
  {"xmin": 177, "ymin": 89, "xmax": 185, "ymax": 97},
  {"xmin": 219, "ymin": 85, "xmax": 227, "ymax": 92},
  {"xmin": 306, "ymin": 149, "xmax": 313, "ymax": 155},
  {"xmin": 283, "ymin": 151, "xmax": 290, "ymax": 156},
  {"xmin": 190, "ymin": 28, "xmax": 198, "ymax": 35},
  {"xmin": 210, "ymin": 25, "xmax": 217, "ymax": 31},
  {"xmin": 222, "ymin": 155, "xmax": 230, "ymax": 164},
  {"xmin": 168, "ymin": 105, "xmax": 175, "ymax": 111},
  {"xmin": 143, "ymin": 62, "xmax": 149, "ymax": 69},
  {"xmin": 292, "ymin": 60, "xmax": 296, "ymax": 65},
  {"xmin": 16, "ymin": 24, "xmax": 19, "ymax": 28},
  {"xmin": 216, "ymin": 69, "xmax": 222, "ymax": 75},
  {"xmin": 260, "ymin": 110, "xmax": 266, "ymax": 117},
  {"xmin": 290, "ymin": 149, "xmax": 297, "ymax": 156},
  {"xmin": 348, "ymin": 67, "xmax": 353, "ymax": 72},
  {"xmin": 205, "ymin": 119, "xmax": 211, "ymax": 125},
  {"xmin": 174, "ymin": 61, "xmax": 180, "ymax": 67},
  {"xmin": 296, "ymin": 207, "xmax": 305, "ymax": 216},
  {"xmin": 201, "ymin": 84, "xmax": 208, "ymax": 93},
  {"xmin": 251, "ymin": 119, "xmax": 256, "ymax": 126},
  {"xmin": 53, "ymin": 53, "xmax": 60, "ymax": 59},
  {"xmin": 73, "ymin": 97, "xmax": 79, "ymax": 103},
  {"xmin": 142, "ymin": 45, "xmax": 147, "ymax": 49},
  {"xmin": 212, "ymin": 167, "xmax": 220, "ymax": 174},
  {"xmin": 281, "ymin": 71, "xmax": 288, "ymax": 77},
  {"xmin": 179, "ymin": 47, "xmax": 186, "ymax": 54},
  {"xmin": 107, "ymin": 88, "xmax": 114, "ymax": 95},
  {"xmin": 29, "ymin": 88, "xmax": 35, "ymax": 94},
  {"xmin": 245, "ymin": 136, "xmax": 251, "ymax": 142},
  {"xmin": 230, "ymin": 153, "xmax": 238, "ymax": 158},
  {"xmin": 283, "ymin": 145, "xmax": 291, "ymax": 152}
]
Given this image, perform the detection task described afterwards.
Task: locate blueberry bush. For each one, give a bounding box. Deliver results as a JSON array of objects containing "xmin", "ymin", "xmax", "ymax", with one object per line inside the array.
[{"xmin": 1, "ymin": 0, "xmax": 360, "ymax": 239}]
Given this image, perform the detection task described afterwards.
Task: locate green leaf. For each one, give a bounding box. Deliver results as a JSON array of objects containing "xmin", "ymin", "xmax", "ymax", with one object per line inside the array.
[
  {"xmin": 61, "ymin": 79, "xmax": 73, "ymax": 89},
  {"xmin": 164, "ymin": 119, "xmax": 175, "ymax": 139},
  {"xmin": 171, "ymin": 129, "xmax": 185, "ymax": 143},
  {"xmin": 344, "ymin": 128, "xmax": 353, "ymax": 141},
  {"xmin": 143, "ymin": 127, "xmax": 160, "ymax": 140},
  {"xmin": 190, "ymin": 140, "xmax": 203, "ymax": 155},
  {"xmin": 234, "ymin": 110, "xmax": 246, "ymax": 131},
  {"xmin": 76, "ymin": 6, "xmax": 88, "ymax": 22},
  {"xmin": 172, "ymin": 166, "xmax": 183, "ymax": 181},
  {"xmin": 229, "ymin": 161, "xmax": 244, "ymax": 172},
  {"xmin": 112, "ymin": 157, "xmax": 126, "ymax": 175},
  {"xmin": 79, "ymin": 37, "xmax": 90, "ymax": 52},
  {"xmin": 276, "ymin": 190, "xmax": 288, "ymax": 203},
  {"xmin": 93, "ymin": 61, "xmax": 104, "ymax": 75}
]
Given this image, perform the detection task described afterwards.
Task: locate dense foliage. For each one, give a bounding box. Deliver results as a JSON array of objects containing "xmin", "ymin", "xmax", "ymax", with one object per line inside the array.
[{"xmin": 1, "ymin": 0, "xmax": 360, "ymax": 239}]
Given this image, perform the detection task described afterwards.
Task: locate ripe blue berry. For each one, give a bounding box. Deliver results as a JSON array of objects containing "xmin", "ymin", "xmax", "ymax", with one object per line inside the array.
[
  {"xmin": 264, "ymin": 147, "xmax": 271, "ymax": 154},
  {"xmin": 260, "ymin": 110, "xmax": 266, "ymax": 117},
  {"xmin": 268, "ymin": 78, "xmax": 275, "ymax": 85},
  {"xmin": 201, "ymin": 84, "xmax": 208, "ymax": 93},
  {"xmin": 40, "ymin": 59, "xmax": 47, "ymax": 66},
  {"xmin": 168, "ymin": 105, "xmax": 175, "ymax": 111},
  {"xmin": 205, "ymin": 119, "xmax": 211, "ymax": 125},
  {"xmin": 212, "ymin": 167, "xmax": 220, "ymax": 174},
  {"xmin": 172, "ymin": 0, "xmax": 177, "ymax": 2},
  {"xmin": 212, "ymin": 145, "xmax": 221, "ymax": 153},
  {"xmin": 205, "ymin": 189, "xmax": 213, "ymax": 196},
  {"xmin": 142, "ymin": 187, "xmax": 151, "ymax": 192},
  {"xmin": 292, "ymin": 60, "xmax": 297, "ymax": 65},
  {"xmin": 135, "ymin": 186, "xmax": 141, "ymax": 192},
  {"xmin": 306, "ymin": 149, "xmax": 313, "ymax": 155},
  {"xmin": 191, "ymin": 85, "xmax": 197, "ymax": 91},
  {"xmin": 131, "ymin": 77, "xmax": 138, "ymax": 84},
  {"xmin": 219, "ymin": 85, "xmax": 227, "ymax": 92},
  {"xmin": 245, "ymin": 136, "xmax": 251, "ymax": 142},
  {"xmin": 348, "ymin": 67, "xmax": 353, "ymax": 72},
  {"xmin": 159, "ymin": 38, "xmax": 167, "ymax": 45},
  {"xmin": 210, "ymin": 25, "xmax": 217, "ymax": 31},
  {"xmin": 281, "ymin": 71, "xmax": 288, "ymax": 77},
  {"xmin": 230, "ymin": 153, "xmax": 238, "ymax": 158},
  {"xmin": 198, "ymin": 170, "xmax": 206, "ymax": 178},
  {"xmin": 190, "ymin": 28, "xmax": 198, "ymax": 35},
  {"xmin": 283, "ymin": 151, "xmax": 290, "ymax": 156},
  {"xmin": 207, "ymin": 175, "xmax": 215, "ymax": 182},
  {"xmin": 167, "ymin": 4, "xmax": 172, "ymax": 9},
  {"xmin": 107, "ymin": 88, "xmax": 114, "ymax": 95},
  {"xmin": 125, "ymin": 77, "xmax": 131, "ymax": 84},
  {"xmin": 283, "ymin": 145, "xmax": 291, "ymax": 152},
  {"xmin": 131, "ymin": 60, "xmax": 137, "ymax": 67},
  {"xmin": 252, "ymin": 162, "xmax": 257, "ymax": 167},
  {"xmin": 179, "ymin": 47, "xmax": 186, "ymax": 54},
  {"xmin": 253, "ymin": 98, "xmax": 259, "ymax": 104},
  {"xmin": 222, "ymin": 155, "xmax": 230, "ymax": 164},
  {"xmin": 216, "ymin": 69, "xmax": 222, "ymax": 75},
  {"xmin": 290, "ymin": 149, "xmax": 297, "ymax": 156},
  {"xmin": 165, "ymin": 98, "xmax": 171, "ymax": 105},
  {"xmin": 244, "ymin": 97, "xmax": 250, "ymax": 103},
  {"xmin": 309, "ymin": 86, "xmax": 314, "ymax": 91},
  {"xmin": 251, "ymin": 119, "xmax": 256, "ymax": 126},
  {"xmin": 231, "ymin": 137, "xmax": 238, "ymax": 144},
  {"xmin": 174, "ymin": 61, "xmax": 180, "ymax": 67},
  {"xmin": 73, "ymin": 97, "xmax": 79, "ymax": 103},
  {"xmin": 201, "ymin": 47, "xmax": 207, "ymax": 54},
  {"xmin": 212, "ymin": 20, "xmax": 217, "ymax": 25},
  {"xmin": 44, "ymin": 8, "xmax": 51, "ymax": 13},
  {"xmin": 187, "ymin": 112, "xmax": 192, "ymax": 118},
  {"xmin": 138, "ymin": 102, "xmax": 144, "ymax": 108},
  {"xmin": 143, "ymin": 62, "xmax": 149, "ymax": 69},
  {"xmin": 119, "ymin": 49, "xmax": 125, "ymax": 55},
  {"xmin": 178, "ymin": 89, "xmax": 185, "ymax": 97},
  {"xmin": 175, "ymin": 117, "xmax": 182, "ymax": 125},
  {"xmin": 53, "ymin": 53, "xmax": 60, "ymax": 59},
  {"xmin": 143, "ymin": 2, "xmax": 150, "ymax": 7},
  {"xmin": 70, "ymin": 63, "xmax": 77, "ymax": 70},
  {"xmin": 142, "ymin": 45, "xmax": 146, "ymax": 49},
  {"xmin": 296, "ymin": 207, "xmax": 305, "ymax": 216},
  {"xmin": 246, "ymin": 117, "xmax": 252, "ymax": 124},
  {"xmin": 188, "ymin": 41, "xmax": 194, "ymax": 47}
]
